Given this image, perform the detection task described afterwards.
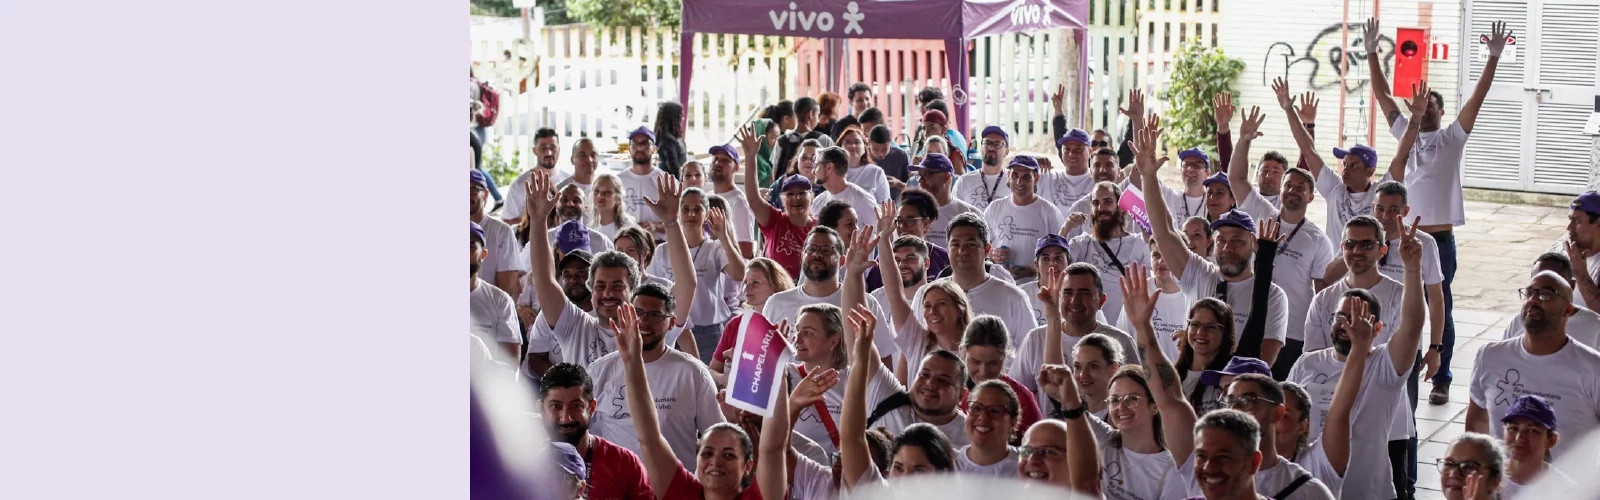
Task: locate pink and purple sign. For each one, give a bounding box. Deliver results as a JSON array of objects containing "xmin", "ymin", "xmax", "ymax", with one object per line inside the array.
[
  {"xmin": 725, "ymin": 311, "xmax": 795, "ymax": 417},
  {"xmin": 1119, "ymin": 184, "xmax": 1153, "ymax": 234}
]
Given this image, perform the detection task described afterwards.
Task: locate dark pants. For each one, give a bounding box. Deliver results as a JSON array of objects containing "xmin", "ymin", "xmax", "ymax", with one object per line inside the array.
[
  {"xmin": 1428, "ymin": 230, "xmax": 1458, "ymax": 386},
  {"xmin": 471, "ymin": 126, "xmax": 503, "ymax": 203},
  {"xmin": 1389, "ymin": 439, "xmax": 1414, "ymax": 500},
  {"xmin": 1271, "ymin": 338, "xmax": 1304, "ymax": 381},
  {"xmin": 1405, "ymin": 352, "xmax": 1422, "ymax": 494},
  {"xmin": 691, "ymin": 323, "xmax": 726, "ymax": 365}
]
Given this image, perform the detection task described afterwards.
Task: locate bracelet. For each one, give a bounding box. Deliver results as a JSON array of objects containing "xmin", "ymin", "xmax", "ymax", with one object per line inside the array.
[
  {"xmin": 1304, "ymin": 123, "xmax": 1316, "ymax": 130},
  {"xmin": 663, "ymin": 220, "xmax": 680, "ymax": 229},
  {"xmin": 1050, "ymin": 397, "xmax": 1087, "ymax": 420},
  {"xmin": 1429, "ymin": 344, "xmax": 1445, "ymax": 353}
]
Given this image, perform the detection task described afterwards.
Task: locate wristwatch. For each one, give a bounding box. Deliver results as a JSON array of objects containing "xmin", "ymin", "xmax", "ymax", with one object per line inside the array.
[
  {"xmin": 1051, "ymin": 397, "xmax": 1088, "ymax": 420},
  {"xmin": 1429, "ymin": 344, "xmax": 1445, "ymax": 353}
]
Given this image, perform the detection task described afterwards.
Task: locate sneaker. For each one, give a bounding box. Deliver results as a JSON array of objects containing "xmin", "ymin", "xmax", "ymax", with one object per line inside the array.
[{"xmin": 1428, "ymin": 382, "xmax": 1450, "ymax": 405}]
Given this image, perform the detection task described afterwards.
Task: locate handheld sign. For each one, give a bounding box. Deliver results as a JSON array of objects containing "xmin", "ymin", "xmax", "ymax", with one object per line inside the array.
[
  {"xmin": 1119, "ymin": 184, "xmax": 1153, "ymax": 234},
  {"xmin": 725, "ymin": 311, "xmax": 795, "ymax": 417}
]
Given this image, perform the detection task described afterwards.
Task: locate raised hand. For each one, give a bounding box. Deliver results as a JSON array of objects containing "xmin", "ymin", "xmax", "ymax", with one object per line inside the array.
[
  {"xmin": 1037, "ymin": 265, "xmax": 1065, "ymax": 311},
  {"xmin": 1400, "ymin": 216, "xmax": 1423, "ymax": 269},
  {"xmin": 1271, "ymin": 77, "xmax": 1294, "ymax": 111},
  {"xmin": 845, "ymin": 226, "xmax": 879, "ymax": 271},
  {"xmin": 1120, "ymin": 89, "xmax": 1146, "ymax": 119},
  {"xmin": 1121, "ymin": 262, "xmax": 1160, "ymax": 327},
  {"xmin": 847, "ymin": 304, "xmax": 877, "ymax": 363},
  {"xmin": 1463, "ymin": 471, "xmax": 1494, "ymax": 500},
  {"xmin": 1486, "ymin": 20, "xmax": 1510, "ymax": 57},
  {"xmin": 1566, "ymin": 239, "xmax": 1589, "ymax": 266},
  {"xmin": 1213, "ymin": 92, "xmax": 1235, "ymax": 133},
  {"xmin": 1296, "ymin": 91, "xmax": 1319, "ymax": 124},
  {"xmin": 874, "ymin": 201, "xmax": 896, "ymax": 240},
  {"xmin": 1239, "ymin": 106, "xmax": 1266, "ymax": 139},
  {"xmin": 525, "ymin": 168, "xmax": 557, "ymax": 221},
  {"xmin": 1345, "ymin": 295, "xmax": 1376, "ymax": 348},
  {"xmin": 708, "ymin": 207, "xmax": 730, "ymax": 241},
  {"xmin": 1363, "ymin": 17, "xmax": 1381, "ymax": 54},
  {"xmin": 1052, "ymin": 84, "xmax": 1067, "ymax": 115},
  {"xmin": 1256, "ymin": 217, "xmax": 1285, "ymax": 244},
  {"xmin": 610, "ymin": 302, "xmax": 642, "ymax": 360},
  {"xmin": 646, "ymin": 174, "xmax": 683, "ymax": 222},
  {"xmin": 1063, "ymin": 212, "xmax": 1090, "ymax": 232},
  {"xmin": 1037, "ymin": 364, "xmax": 1081, "ymax": 406},
  {"xmin": 1132, "ymin": 114, "xmax": 1167, "ymax": 172},
  {"xmin": 736, "ymin": 124, "xmax": 759, "ymax": 157},
  {"xmin": 1408, "ymin": 80, "xmax": 1431, "ymax": 116},
  {"xmin": 790, "ymin": 366, "xmax": 841, "ymax": 408}
]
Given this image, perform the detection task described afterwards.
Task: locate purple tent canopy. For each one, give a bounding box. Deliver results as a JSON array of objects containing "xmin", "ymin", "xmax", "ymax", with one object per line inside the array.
[{"xmin": 679, "ymin": 0, "xmax": 1090, "ymax": 138}]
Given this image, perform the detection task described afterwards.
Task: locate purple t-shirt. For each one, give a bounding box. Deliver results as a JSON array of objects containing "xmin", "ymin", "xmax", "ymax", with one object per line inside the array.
[{"xmin": 865, "ymin": 243, "xmax": 950, "ymax": 292}]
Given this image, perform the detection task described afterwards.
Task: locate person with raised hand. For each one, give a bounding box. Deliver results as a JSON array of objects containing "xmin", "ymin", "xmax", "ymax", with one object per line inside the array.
[
  {"xmin": 613, "ymin": 303, "xmax": 754, "ymax": 500},
  {"xmin": 756, "ymin": 365, "xmax": 848, "ymax": 500},
  {"xmin": 1013, "ymin": 263, "xmax": 1141, "ymax": 415},
  {"xmin": 840, "ymin": 304, "xmax": 896, "ymax": 491},
  {"xmin": 873, "ymin": 201, "xmax": 971, "ymax": 384},
  {"xmin": 1122, "ymin": 261, "xmax": 1202, "ymax": 459},
  {"xmin": 1287, "ymin": 215, "xmax": 1427, "ymax": 500},
  {"xmin": 1032, "ymin": 364, "xmax": 1104, "ymax": 497},
  {"xmin": 738, "ymin": 124, "xmax": 817, "ymax": 279},
  {"xmin": 1438, "ymin": 433, "xmax": 1508, "ymax": 500},
  {"xmin": 646, "ymin": 189, "xmax": 746, "ymax": 364}
]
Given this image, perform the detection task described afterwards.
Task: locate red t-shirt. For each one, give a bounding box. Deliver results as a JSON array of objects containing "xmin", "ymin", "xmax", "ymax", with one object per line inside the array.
[
  {"xmin": 585, "ymin": 436, "xmax": 654, "ymax": 500},
  {"xmin": 758, "ymin": 214, "xmax": 815, "ymax": 280},
  {"xmin": 711, "ymin": 319, "xmax": 742, "ymax": 364},
  {"xmin": 958, "ymin": 375, "xmax": 1044, "ymax": 447},
  {"xmin": 662, "ymin": 461, "xmax": 765, "ymax": 500}
]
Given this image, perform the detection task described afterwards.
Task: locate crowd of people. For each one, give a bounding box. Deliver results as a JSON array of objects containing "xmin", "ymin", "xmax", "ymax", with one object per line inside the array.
[{"xmin": 470, "ymin": 18, "xmax": 1600, "ymax": 500}]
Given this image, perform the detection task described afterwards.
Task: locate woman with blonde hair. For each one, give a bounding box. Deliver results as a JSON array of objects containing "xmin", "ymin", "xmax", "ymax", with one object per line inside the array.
[
  {"xmin": 708, "ymin": 258, "xmax": 795, "ymax": 386},
  {"xmin": 590, "ymin": 173, "xmax": 635, "ymax": 242},
  {"xmin": 868, "ymin": 205, "xmax": 973, "ymax": 384}
]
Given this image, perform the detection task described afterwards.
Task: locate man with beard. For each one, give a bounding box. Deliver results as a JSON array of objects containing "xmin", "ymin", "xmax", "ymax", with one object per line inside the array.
[
  {"xmin": 1502, "ymin": 253, "xmax": 1600, "ymax": 349},
  {"xmin": 1467, "ymin": 271, "xmax": 1600, "ymax": 460},
  {"xmin": 1013, "ymin": 263, "xmax": 1140, "ymax": 413},
  {"xmin": 1067, "ymin": 182, "xmax": 1152, "ymax": 324},
  {"xmin": 522, "ymin": 225, "xmax": 605, "ymax": 374},
  {"xmin": 584, "ymin": 283, "xmax": 727, "ymax": 467},
  {"xmin": 1287, "ymin": 215, "xmax": 1426, "ymax": 500},
  {"xmin": 913, "ymin": 154, "xmax": 982, "ymax": 249},
  {"xmin": 1303, "ymin": 217, "xmax": 1403, "ymax": 354},
  {"xmin": 1562, "ymin": 192, "xmax": 1600, "ymax": 310},
  {"xmin": 868, "ymin": 235, "xmax": 934, "ymax": 339},
  {"xmin": 762, "ymin": 226, "xmax": 898, "ymax": 362},
  {"xmin": 982, "ymin": 154, "xmax": 1064, "ymax": 280},
  {"xmin": 913, "ymin": 213, "xmax": 1037, "ymax": 348},
  {"xmin": 875, "ymin": 349, "xmax": 975, "ymax": 448},
  {"xmin": 617, "ymin": 126, "xmax": 669, "ymax": 238},
  {"xmin": 525, "ymin": 169, "xmax": 696, "ymax": 370},
  {"xmin": 1040, "ymin": 128, "xmax": 1097, "ymax": 211},
  {"xmin": 503, "ymin": 127, "xmax": 572, "ymax": 225},
  {"xmin": 864, "ymin": 192, "xmax": 951, "ymax": 293},
  {"xmin": 1057, "ymin": 148, "xmax": 1132, "ymax": 238},
  {"xmin": 772, "ymin": 97, "xmax": 836, "ymax": 181},
  {"xmin": 809, "ymin": 146, "xmax": 880, "ymax": 231},
  {"xmin": 541, "ymin": 187, "xmax": 613, "ymax": 254},
  {"xmin": 868, "ymin": 124, "xmax": 911, "ymax": 195},
  {"xmin": 537, "ymin": 363, "xmax": 654, "ymax": 499},
  {"xmin": 1143, "ymin": 119, "xmax": 1288, "ymax": 366},
  {"xmin": 555, "ymin": 136, "xmax": 599, "ymax": 198},
  {"xmin": 952, "ymin": 125, "xmax": 1013, "ymax": 210},
  {"xmin": 706, "ymin": 144, "xmax": 756, "ymax": 259},
  {"xmin": 470, "ymin": 221, "xmax": 523, "ymax": 365},
  {"xmin": 1227, "ymin": 107, "xmax": 1336, "ymax": 378},
  {"xmin": 473, "ymin": 170, "xmax": 527, "ymax": 303}
]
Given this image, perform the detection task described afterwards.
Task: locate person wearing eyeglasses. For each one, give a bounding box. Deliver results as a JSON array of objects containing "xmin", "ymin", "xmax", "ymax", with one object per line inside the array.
[
  {"xmin": 1030, "ymin": 364, "xmax": 1106, "ymax": 497},
  {"xmin": 863, "ymin": 191, "xmax": 951, "ymax": 295},
  {"xmin": 1437, "ymin": 433, "xmax": 1507, "ymax": 500},
  {"xmin": 762, "ymin": 226, "xmax": 898, "ymax": 365},
  {"xmin": 958, "ymin": 317, "xmax": 1043, "ymax": 445},
  {"xmin": 739, "ymin": 125, "xmax": 817, "ymax": 280},
  {"xmin": 1287, "ymin": 215, "xmax": 1426, "ymax": 500},
  {"xmin": 1467, "ymin": 271, "xmax": 1600, "ymax": 461},
  {"xmin": 954, "ymin": 379, "xmax": 1023, "ymax": 476},
  {"xmin": 952, "ymin": 126, "xmax": 1013, "ymax": 211},
  {"xmin": 1501, "ymin": 253, "xmax": 1600, "ymax": 350},
  {"xmin": 1208, "ymin": 373, "xmax": 1336, "ymax": 499}
]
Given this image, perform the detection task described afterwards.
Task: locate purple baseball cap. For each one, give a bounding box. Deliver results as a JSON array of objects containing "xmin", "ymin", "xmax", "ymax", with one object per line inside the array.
[
  {"xmin": 547, "ymin": 442, "xmax": 588, "ymax": 480},
  {"xmin": 1571, "ymin": 191, "xmax": 1600, "ymax": 215},
  {"xmin": 1202, "ymin": 171, "xmax": 1231, "ymax": 189},
  {"xmin": 1056, "ymin": 128, "xmax": 1091, "ymax": 146},
  {"xmin": 1200, "ymin": 356, "xmax": 1273, "ymax": 388},
  {"xmin": 1178, "ymin": 148, "xmax": 1212, "ymax": 170},
  {"xmin": 470, "ymin": 221, "xmax": 486, "ymax": 245},
  {"xmin": 1210, "ymin": 209, "xmax": 1256, "ymax": 233},
  {"xmin": 780, "ymin": 175, "xmax": 814, "ymax": 193},
  {"xmin": 1035, "ymin": 234, "xmax": 1071, "ymax": 257},
  {"xmin": 1332, "ymin": 144, "xmax": 1379, "ymax": 169},
  {"xmin": 556, "ymin": 220, "xmax": 591, "ymax": 254},
  {"xmin": 708, "ymin": 144, "xmax": 741, "ymax": 163},
  {"xmin": 980, "ymin": 125, "xmax": 1010, "ymax": 143},
  {"xmin": 1007, "ymin": 155, "xmax": 1040, "ymax": 171},
  {"xmin": 628, "ymin": 126, "xmax": 656, "ymax": 144},
  {"xmin": 470, "ymin": 169, "xmax": 487, "ymax": 189},
  {"xmin": 1501, "ymin": 394, "xmax": 1558, "ymax": 431},
  {"xmin": 910, "ymin": 153, "xmax": 955, "ymax": 174}
]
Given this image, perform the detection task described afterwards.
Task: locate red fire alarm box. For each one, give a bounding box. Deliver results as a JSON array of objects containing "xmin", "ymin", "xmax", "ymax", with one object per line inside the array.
[{"xmin": 1393, "ymin": 27, "xmax": 1431, "ymax": 97}]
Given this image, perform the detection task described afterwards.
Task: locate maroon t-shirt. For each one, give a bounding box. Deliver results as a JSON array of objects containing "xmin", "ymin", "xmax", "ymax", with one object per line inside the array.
[
  {"xmin": 585, "ymin": 435, "xmax": 654, "ymax": 500},
  {"xmin": 758, "ymin": 214, "xmax": 815, "ymax": 280},
  {"xmin": 711, "ymin": 319, "xmax": 742, "ymax": 364},
  {"xmin": 663, "ymin": 460, "xmax": 765, "ymax": 500}
]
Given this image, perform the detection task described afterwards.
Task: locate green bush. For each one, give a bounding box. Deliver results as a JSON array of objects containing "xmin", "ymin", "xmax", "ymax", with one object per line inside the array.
[
  {"xmin": 482, "ymin": 140, "xmax": 523, "ymax": 189},
  {"xmin": 1159, "ymin": 40, "xmax": 1245, "ymax": 158}
]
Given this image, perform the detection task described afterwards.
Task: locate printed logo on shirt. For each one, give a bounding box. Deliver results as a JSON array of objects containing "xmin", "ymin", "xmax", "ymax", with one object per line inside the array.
[
  {"xmin": 776, "ymin": 230, "xmax": 803, "ymax": 256},
  {"xmin": 608, "ymin": 386, "xmax": 680, "ymax": 418},
  {"xmin": 1492, "ymin": 369, "xmax": 1524, "ymax": 406},
  {"xmin": 624, "ymin": 187, "xmax": 646, "ymax": 217},
  {"xmin": 1103, "ymin": 459, "xmax": 1124, "ymax": 486},
  {"xmin": 994, "ymin": 216, "xmax": 1018, "ymax": 242}
]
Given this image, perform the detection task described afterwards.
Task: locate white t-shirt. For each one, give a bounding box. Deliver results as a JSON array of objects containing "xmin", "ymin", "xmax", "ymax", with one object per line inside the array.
[
  {"xmin": 532, "ymin": 301, "xmax": 618, "ymax": 368},
  {"xmin": 1502, "ymin": 466, "xmax": 1578, "ymax": 500},
  {"xmin": 1174, "ymin": 455, "xmax": 1335, "ymax": 500},
  {"xmin": 1085, "ymin": 413, "xmax": 1187, "ymax": 500},
  {"xmin": 878, "ymin": 407, "xmax": 972, "ymax": 449},
  {"xmin": 1286, "ymin": 344, "xmax": 1408, "ymax": 500},
  {"xmin": 1302, "ymin": 276, "xmax": 1405, "ymax": 353},
  {"xmin": 1470, "ymin": 336, "xmax": 1600, "ymax": 459},
  {"xmin": 930, "ymin": 199, "xmax": 983, "ymax": 249},
  {"xmin": 1178, "ymin": 253, "xmax": 1290, "ymax": 347},
  {"xmin": 1314, "ymin": 170, "xmax": 1392, "ymax": 244},
  {"xmin": 593, "ymin": 220, "xmax": 628, "ymax": 243},
  {"xmin": 713, "ymin": 187, "xmax": 757, "ymax": 246},
  {"xmin": 786, "ymin": 363, "xmax": 900, "ymax": 456},
  {"xmin": 470, "ymin": 279, "xmax": 521, "ymax": 346},
  {"xmin": 617, "ymin": 168, "xmax": 666, "ymax": 225},
  {"xmin": 1158, "ymin": 182, "xmax": 1208, "ymax": 227},
  {"xmin": 502, "ymin": 167, "xmax": 573, "ymax": 221},
  {"xmin": 983, "ymin": 197, "xmax": 1065, "ymax": 269},
  {"xmin": 952, "ymin": 170, "xmax": 1011, "ymax": 210},
  {"xmin": 584, "ymin": 348, "xmax": 726, "ymax": 468},
  {"xmin": 811, "ymin": 182, "xmax": 881, "ymax": 230},
  {"xmin": 1238, "ymin": 191, "xmax": 1337, "ymax": 343},
  {"xmin": 477, "ymin": 216, "xmax": 528, "ymax": 284},
  {"xmin": 1181, "ymin": 369, "xmax": 1228, "ymax": 415},
  {"xmin": 1010, "ymin": 323, "xmax": 1140, "ymax": 415},
  {"xmin": 893, "ymin": 321, "xmax": 944, "ymax": 390},
  {"xmin": 909, "ymin": 277, "xmax": 1038, "ymax": 352},
  {"xmin": 790, "ymin": 452, "xmax": 836, "ymax": 500},
  {"xmin": 761, "ymin": 285, "xmax": 899, "ymax": 358},
  {"xmin": 1578, "ymin": 251, "xmax": 1600, "ymax": 310},
  {"xmin": 1060, "ymin": 193, "xmax": 1142, "ymax": 241},
  {"xmin": 1068, "ymin": 233, "xmax": 1152, "ymax": 325},
  {"xmin": 954, "ymin": 445, "xmax": 1020, "ymax": 477},
  {"xmin": 646, "ymin": 240, "xmax": 733, "ymax": 327},
  {"xmin": 1378, "ymin": 230, "xmax": 1445, "ymax": 286},
  {"xmin": 1040, "ymin": 170, "xmax": 1098, "ymax": 212},
  {"xmin": 1392, "ymin": 116, "xmax": 1469, "ymax": 227},
  {"xmin": 554, "ymin": 177, "xmax": 593, "ymax": 199},
  {"xmin": 1113, "ymin": 287, "xmax": 1191, "ymax": 362},
  {"xmin": 870, "ymin": 283, "xmax": 926, "ymax": 333},
  {"xmin": 1501, "ymin": 306, "xmax": 1600, "ymax": 351},
  {"xmin": 1292, "ymin": 440, "xmax": 1344, "ymax": 497},
  {"xmin": 845, "ymin": 164, "xmax": 893, "ymax": 203}
]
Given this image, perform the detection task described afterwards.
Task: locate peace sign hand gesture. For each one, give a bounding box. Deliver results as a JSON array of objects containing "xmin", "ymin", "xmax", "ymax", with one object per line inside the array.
[
  {"xmin": 1037, "ymin": 265, "xmax": 1066, "ymax": 311},
  {"xmin": 1400, "ymin": 216, "xmax": 1423, "ymax": 269},
  {"xmin": 1052, "ymin": 84, "xmax": 1067, "ymax": 115}
]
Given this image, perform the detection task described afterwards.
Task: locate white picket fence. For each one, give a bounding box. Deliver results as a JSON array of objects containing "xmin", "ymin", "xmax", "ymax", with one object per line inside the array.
[{"xmin": 1085, "ymin": 0, "xmax": 1223, "ymax": 141}]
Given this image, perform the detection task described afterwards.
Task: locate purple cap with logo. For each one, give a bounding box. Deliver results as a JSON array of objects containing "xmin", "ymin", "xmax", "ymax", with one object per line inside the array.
[
  {"xmin": 1057, "ymin": 128, "xmax": 1091, "ymax": 146},
  {"xmin": 1210, "ymin": 209, "xmax": 1256, "ymax": 233},
  {"xmin": 556, "ymin": 220, "xmax": 591, "ymax": 254},
  {"xmin": 470, "ymin": 169, "xmax": 487, "ymax": 189},
  {"xmin": 1572, "ymin": 191, "xmax": 1600, "ymax": 215},
  {"xmin": 780, "ymin": 174, "xmax": 814, "ymax": 193},
  {"xmin": 470, "ymin": 221, "xmax": 486, "ymax": 245},
  {"xmin": 980, "ymin": 125, "xmax": 1010, "ymax": 144},
  {"xmin": 1202, "ymin": 171, "xmax": 1231, "ymax": 189},
  {"xmin": 547, "ymin": 442, "xmax": 588, "ymax": 479},
  {"xmin": 1178, "ymin": 148, "xmax": 1212, "ymax": 170},
  {"xmin": 910, "ymin": 153, "xmax": 955, "ymax": 174},
  {"xmin": 709, "ymin": 144, "xmax": 741, "ymax": 163},
  {"xmin": 1501, "ymin": 394, "xmax": 1558, "ymax": 431},
  {"xmin": 1332, "ymin": 144, "xmax": 1379, "ymax": 169},
  {"xmin": 628, "ymin": 126, "xmax": 656, "ymax": 144},
  {"xmin": 1035, "ymin": 234, "xmax": 1071, "ymax": 257},
  {"xmin": 1200, "ymin": 356, "xmax": 1273, "ymax": 388},
  {"xmin": 1007, "ymin": 155, "xmax": 1040, "ymax": 171}
]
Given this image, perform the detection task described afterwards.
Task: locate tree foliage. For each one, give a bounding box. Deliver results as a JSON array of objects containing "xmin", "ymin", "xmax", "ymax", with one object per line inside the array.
[
  {"xmin": 1158, "ymin": 40, "xmax": 1245, "ymax": 157},
  {"xmin": 567, "ymin": 0, "xmax": 681, "ymax": 27}
]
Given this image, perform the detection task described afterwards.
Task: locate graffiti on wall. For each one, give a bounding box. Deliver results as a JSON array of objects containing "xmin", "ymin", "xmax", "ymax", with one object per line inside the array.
[{"xmin": 1263, "ymin": 22, "xmax": 1395, "ymax": 94}]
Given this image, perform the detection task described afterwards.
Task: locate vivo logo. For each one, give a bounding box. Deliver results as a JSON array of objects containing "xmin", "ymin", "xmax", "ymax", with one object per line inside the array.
[
  {"xmin": 1010, "ymin": 3, "xmax": 1052, "ymax": 28},
  {"xmin": 768, "ymin": 1, "xmax": 865, "ymax": 34}
]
